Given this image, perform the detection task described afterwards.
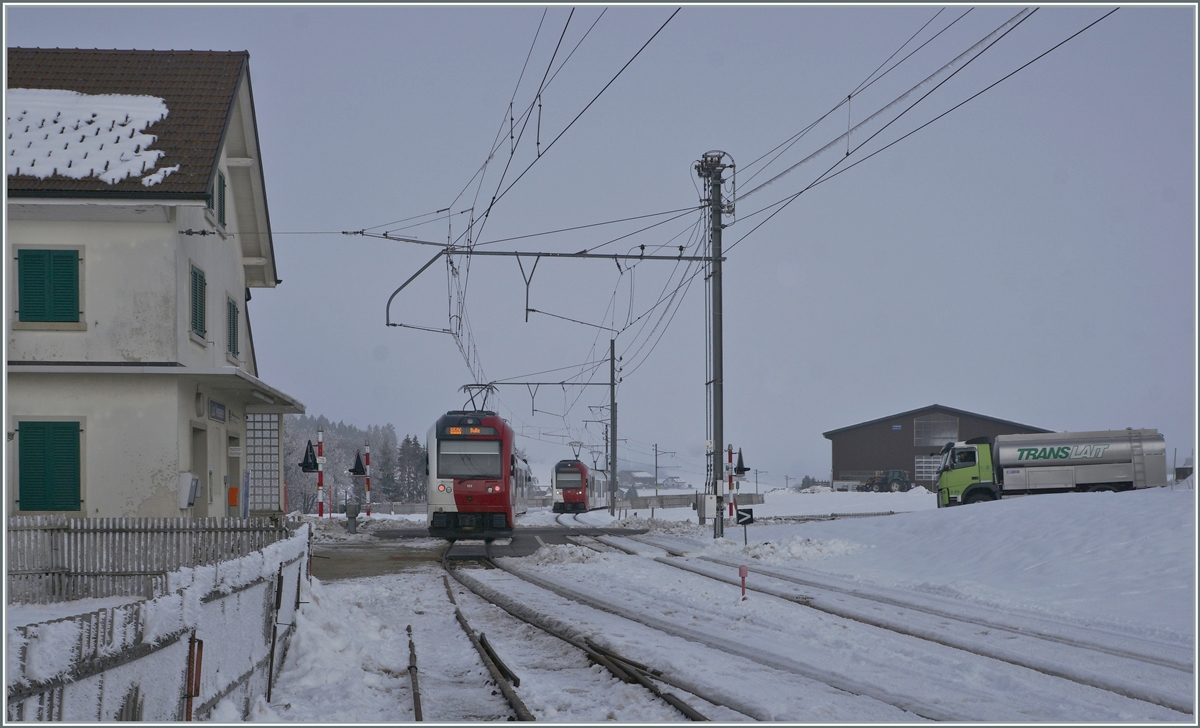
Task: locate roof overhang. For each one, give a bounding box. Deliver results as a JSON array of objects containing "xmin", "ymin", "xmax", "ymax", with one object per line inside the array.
[
  {"xmin": 6, "ymin": 364, "xmax": 304, "ymax": 414},
  {"xmin": 7, "ymin": 197, "xmax": 206, "ymax": 223}
]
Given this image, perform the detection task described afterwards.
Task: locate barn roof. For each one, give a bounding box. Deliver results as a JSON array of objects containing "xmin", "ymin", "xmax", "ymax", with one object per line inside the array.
[{"xmin": 823, "ymin": 404, "xmax": 1051, "ymax": 438}]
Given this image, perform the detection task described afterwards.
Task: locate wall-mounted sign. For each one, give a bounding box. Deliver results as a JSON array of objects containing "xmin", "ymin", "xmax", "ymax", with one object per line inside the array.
[
  {"xmin": 228, "ymin": 446, "xmax": 243, "ymax": 458},
  {"xmin": 208, "ymin": 399, "xmax": 226, "ymax": 423}
]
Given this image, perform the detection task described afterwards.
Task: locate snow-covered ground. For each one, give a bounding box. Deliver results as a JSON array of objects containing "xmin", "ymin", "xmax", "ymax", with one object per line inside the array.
[{"xmin": 249, "ymin": 486, "xmax": 1194, "ymax": 722}]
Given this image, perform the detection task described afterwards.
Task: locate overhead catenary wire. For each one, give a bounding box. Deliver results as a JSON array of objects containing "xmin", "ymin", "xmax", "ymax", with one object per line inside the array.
[
  {"xmin": 722, "ymin": 6, "xmax": 1081, "ymax": 257},
  {"xmin": 739, "ymin": 7, "xmax": 1034, "ymax": 202},
  {"xmin": 739, "ymin": 7, "xmax": 971, "ymax": 187},
  {"xmin": 401, "ymin": 7, "xmax": 1114, "ymax": 462},
  {"xmin": 485, "ymin": 3, "xmax": 1017, "ymax": 423},
  {"xmin": 437, "ymin": 9, "xmax": 680, "ymax": 386}
]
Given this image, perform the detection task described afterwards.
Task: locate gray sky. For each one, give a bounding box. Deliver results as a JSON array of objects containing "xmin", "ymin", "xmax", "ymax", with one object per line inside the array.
[{"xmin": 6, "ymin": 4, "xmax": 1196, "ymax": 488}]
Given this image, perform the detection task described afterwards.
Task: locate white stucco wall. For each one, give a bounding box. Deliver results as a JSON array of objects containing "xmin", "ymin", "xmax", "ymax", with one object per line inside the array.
[
  {"xmin": 7, "ymin": 194, "xmax": 252, "ymax": 372},
  {"xmin": 7, "ymin": 217, "xmax": 178, "ymax": 363},
  {"xmin": 7, "ymin": 373, "xmax": 256, "ymax": 518},
  {"xmin": 9, "ymin": 374, "xmax": 179, "ymax": 516}
]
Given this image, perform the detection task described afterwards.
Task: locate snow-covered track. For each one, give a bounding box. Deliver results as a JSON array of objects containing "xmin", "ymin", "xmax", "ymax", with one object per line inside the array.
[
  {"xmin": 483, "ymin": 553, "xmax": 968, "ymax": 721},
  {"xmin": 443, "ymin": 550, "xmax": 713, "ymax": 721},
  {"xmin": 440, "ymin": 569, "xmax": 535, "ymax": 721},
  {"xmin": 631, "ymin": 533, "xmax": 1193, "ymax": 671},
  {"xmin": 615, "ymin": 534, "xmax": 1194, "ymax": 716},
  {"xmin": 494, "ymin": 540, "xmax": 1189, "ymax": 721}
]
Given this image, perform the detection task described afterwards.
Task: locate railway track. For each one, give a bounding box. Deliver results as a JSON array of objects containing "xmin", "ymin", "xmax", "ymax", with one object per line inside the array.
[
  {"xmin": 442, "ymin": 546, "xmax": 720, "ymax": 721},
  {"xmin": 619, "ymin": 532, "xmax": 1194, "ymax": 712},
  {"xmin": 479, "ymin": 533, "xmax": 1191, "ymax": 721},
  {"xmin": 592, "ymin": 533, "xmax": 1194, "ymax": 717},
  {"xmin": 630, "ymin": 533, "xmax": 1192, "ymax": 669}
]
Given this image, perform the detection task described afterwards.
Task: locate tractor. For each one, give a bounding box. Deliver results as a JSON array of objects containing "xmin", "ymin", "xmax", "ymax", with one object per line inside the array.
[{"xmin": 859, "ymin": 469, "xmax": 912, "ymax": 493}]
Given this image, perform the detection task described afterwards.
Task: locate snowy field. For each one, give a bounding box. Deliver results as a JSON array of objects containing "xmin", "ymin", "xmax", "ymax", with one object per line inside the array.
[{"xmin": 246, "ymin": 485, "xmax": 1195, "ymax": 722}]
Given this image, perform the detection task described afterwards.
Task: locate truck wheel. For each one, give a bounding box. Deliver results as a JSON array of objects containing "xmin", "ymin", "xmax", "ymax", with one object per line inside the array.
[{"xmin": 963, "ymin": 492, "xmax": 993, "ymax": 505}]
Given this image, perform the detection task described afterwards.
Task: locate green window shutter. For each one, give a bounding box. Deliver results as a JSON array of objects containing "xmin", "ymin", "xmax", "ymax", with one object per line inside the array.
[
  {"xmin": 18, "ymin": 249, "xmax": 49, "ymax": 322},
  {"xmin": 49, "ymin": 250, "xmax": 80, "ymax": 322},
  {"xmin": 227, "ymin": 298, "xmax": 239, "ymax": 357},
  {"xmin": 217, "ymin": 171, "xmax": 226, "ymax": 227},
  {"xmin": 191, "ymin": 266, "xmax": 206, "ymax": 337},
  {"xmin": 19, "ymin": 422, "xmax": 81, "ymax": 512},
  {"xmin": 17, "ymin": 249, "xmax": 79, "ymax": 323}
]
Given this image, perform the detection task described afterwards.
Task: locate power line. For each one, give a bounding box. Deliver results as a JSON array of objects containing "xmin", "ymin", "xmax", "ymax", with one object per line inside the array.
[
  {"xmin": 726, "ymin": 7, "xmax": 1114, "ymax": 256},
  {"xmin": 739, "ymin": 8, "xmax": 969, "ymax": 185},
  {"xmin": 472, "ymin": 206, "xmax": 701, "ymax": 248},
  {"xmin": 459, "ymin": 8, "xmax": 682, "ymax": 252},
  {"xmin": 814, "ymin": 7, "xmax": 1120, "ymax": 190},
  {"xmin": 739, "ymin": 7, "xmax": 1034, "ymax": 202}
]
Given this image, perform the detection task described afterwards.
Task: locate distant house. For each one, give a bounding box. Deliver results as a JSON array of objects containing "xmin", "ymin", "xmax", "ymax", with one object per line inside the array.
[
  {"xmin": 6, "ymin": 48, "xmax": 304, "ymax": 518},
  {"xmin": 660, "ymin": 476, "xmax": 690, "ymax": 489},
  {"xmin": 823, "ymin": 404, "xmax": 1050, "ymax": 489}
]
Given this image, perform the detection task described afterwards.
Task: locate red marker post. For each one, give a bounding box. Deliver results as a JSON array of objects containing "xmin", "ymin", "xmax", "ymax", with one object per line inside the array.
[
  {"xmin": 728, "ymin": 445, "xmax": 735, "ymax": 517},
  {"xmin": 739, "ymin": 565, "xmax": 749, "ymax": 601},
  {"xmin": 317, "ymin": 428, "xmax": 325, "ymax": 518},
  {"xmin": 364, "ymin": 441, "xmax": 371, "ymax": 517}
]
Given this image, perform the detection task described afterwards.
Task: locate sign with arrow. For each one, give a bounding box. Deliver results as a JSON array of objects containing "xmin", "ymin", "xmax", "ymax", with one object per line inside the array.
[{"xmin": 735, "ymin": 508, "xmax": 754, "ymax": 525}]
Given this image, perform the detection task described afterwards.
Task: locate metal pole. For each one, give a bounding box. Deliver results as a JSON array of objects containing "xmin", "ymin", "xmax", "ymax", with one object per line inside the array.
[
  {"xmin": 365, "ymin": 440, "xmax": 371, "ymax": 517},
  {"xmin": 609, "ymin": 338, "xmax": 617, "ymax": 517},
  {"xmin": 701, "ymin": 157, "xmax": 726, "ymax": 539},
  {"xmin": 317, "ymin": 427, "xmax": 324, "ymax": 518}
]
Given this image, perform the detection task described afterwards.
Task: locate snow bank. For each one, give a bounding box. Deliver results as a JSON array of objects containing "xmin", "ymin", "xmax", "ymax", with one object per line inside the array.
[
  {"xmin": 715, "ymin": 535, "xmax": 872, "ymax": 563},
  {"xmin": 7, "ymin": 524, "xmax": 311, "ymax": 723},
  {"xmin": 744, "ymin": 488, "xmax": 1195, "ymax": 638}
]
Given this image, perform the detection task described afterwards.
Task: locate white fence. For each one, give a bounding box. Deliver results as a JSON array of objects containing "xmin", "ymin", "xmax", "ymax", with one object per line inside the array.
[{"xmin": 5, "ymin": 520, "xmax": 310, "ymax": 721}]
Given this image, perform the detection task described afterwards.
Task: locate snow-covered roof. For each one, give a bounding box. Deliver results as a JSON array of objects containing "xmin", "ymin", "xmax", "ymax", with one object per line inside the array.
[
  {"xmin": 7, "ymin": 88, "xmax": 179, "ymax": 186},
  {"xmin": 6, "ymin": 48, "xmax": 248, "ymax": 198}
]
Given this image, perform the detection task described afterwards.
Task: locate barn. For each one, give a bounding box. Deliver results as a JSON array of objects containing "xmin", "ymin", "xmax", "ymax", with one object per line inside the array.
[{"xmin": 823, "ymin": 405, "xmax": 1051, "ymax": 490}]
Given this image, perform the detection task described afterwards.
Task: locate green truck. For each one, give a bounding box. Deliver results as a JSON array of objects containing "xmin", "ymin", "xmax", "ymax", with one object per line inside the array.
[{"xmin": 936, "ymin": 429, "xmax": 1167, "ymax": 507}]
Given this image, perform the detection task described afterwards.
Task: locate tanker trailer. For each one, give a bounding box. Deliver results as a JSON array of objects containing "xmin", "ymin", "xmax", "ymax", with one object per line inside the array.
[{"xmin": 936, "ymin": 428, "xmax": 1166, "ymax": 507}]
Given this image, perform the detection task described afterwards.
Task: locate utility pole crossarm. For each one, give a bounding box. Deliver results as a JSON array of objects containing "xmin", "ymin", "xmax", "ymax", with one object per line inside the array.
[{"xmin": 455, "ymin": 249, "xmax": 719, "ymax": 262}]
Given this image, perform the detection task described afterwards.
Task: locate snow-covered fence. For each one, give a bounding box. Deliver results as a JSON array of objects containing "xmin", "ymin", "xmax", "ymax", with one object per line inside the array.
[
  {"xmin": 7, "ymin": 516, "xmax": 292, "ymax": 605},
  {"xmin": 5, "ymin": 524, "xmax": 310, "ymax": 721},
  {"xmin": 623, "ymin": 492, "xmax": 765, "ymax": 510}
]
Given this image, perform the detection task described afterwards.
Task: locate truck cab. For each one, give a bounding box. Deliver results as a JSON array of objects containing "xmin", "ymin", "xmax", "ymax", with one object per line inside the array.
[{"xmin": 936, "ymin": 437, "xmax": 1000, "ymax": 507}]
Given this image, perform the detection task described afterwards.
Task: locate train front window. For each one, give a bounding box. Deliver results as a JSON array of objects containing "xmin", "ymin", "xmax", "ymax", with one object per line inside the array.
[
  {"xmin": 438, "ymin": 439, "xmax": 502, "ymax": 479},
  {"xmin": 557, "ymin": 473, "xmax": 582, "ymax": 490}
]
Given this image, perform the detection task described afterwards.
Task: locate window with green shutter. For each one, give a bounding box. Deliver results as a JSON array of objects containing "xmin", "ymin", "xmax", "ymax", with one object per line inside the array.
[
  {"xmin": 191, "ymin": 265, "xmax": 207, "ymax": 337},
  {"xmin": 227, "ymin": 297, "xmax": 239, "ymax": 358},
  {"xmin": 17, "ymin": 249, "xmax": 80, "ymax": 322},
  {"xmin": 18, "ymin": 421, "xmax": 81, "ymax": 511},
  {"xmin": 217, "ymin": 170, "xmax": 226, "ymax": 227}
]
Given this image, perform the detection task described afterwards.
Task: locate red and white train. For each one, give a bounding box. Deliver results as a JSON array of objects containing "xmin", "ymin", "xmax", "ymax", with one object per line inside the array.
[
  {"xmin": 427, "ymin": 410, "xmax": 530, "ymax": 540},
  {"xmin": 551, "ymin": 459, "xmax": 607, "ymax": 513}
]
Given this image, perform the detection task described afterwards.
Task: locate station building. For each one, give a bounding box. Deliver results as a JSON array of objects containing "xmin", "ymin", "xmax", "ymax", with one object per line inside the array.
[{"xmin": 6, "ymin": 48, "xmax": 304, "ymax": 518}]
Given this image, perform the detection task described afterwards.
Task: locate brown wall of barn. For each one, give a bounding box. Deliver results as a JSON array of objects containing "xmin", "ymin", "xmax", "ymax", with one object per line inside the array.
[{"xmin": 826, "ymin": 406, "xmax": 1049, "ymax": 489}]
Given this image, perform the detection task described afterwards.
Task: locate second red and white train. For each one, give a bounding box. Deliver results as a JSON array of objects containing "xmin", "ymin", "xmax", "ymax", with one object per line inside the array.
[{"xmin": 551, "ymin": 459, "xmax": 607, "ymax": 513}]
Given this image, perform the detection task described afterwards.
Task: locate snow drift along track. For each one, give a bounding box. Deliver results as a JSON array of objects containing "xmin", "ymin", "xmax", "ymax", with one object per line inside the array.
[{"xmin": 614, "ymin": 534, "xmax": 1194, "ymax": 715}]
